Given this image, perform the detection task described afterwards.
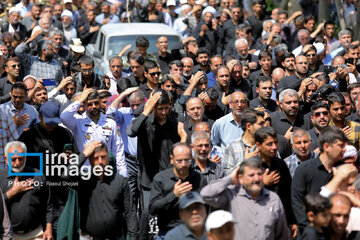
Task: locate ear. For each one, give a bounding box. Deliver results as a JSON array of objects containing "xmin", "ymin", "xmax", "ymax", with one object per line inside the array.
[
  {"xmin": 323, "ymin": 142, "xmax": 329, "ymax": 152},
  {"xmin": 191, "ymin": 144, "xmax": 195, "ymax": 152},
  {"xmin": 307, "ymin": 211, "xmax": 315, "ymax": 223},
  {"xmin": 246, "ymin": 122, "xmax": 251, "ymax": 131},
  {"xmin": 238, "ymin": 173, "xmax": 243, "ymax": 185},
  {"xmin": 255, "ymin": 142, "xmax": 261, "ymax": 150},
  {"xmin": 256, "ymin": 87, "xmax": 259, "ymax": 94},
  {"xmin": 170, "ymin": 155, "xmax": 174, "ymax": 166}
]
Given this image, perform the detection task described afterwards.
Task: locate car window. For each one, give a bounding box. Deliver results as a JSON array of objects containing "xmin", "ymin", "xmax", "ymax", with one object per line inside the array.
[{"xmin": 107, "ymin": 35, "xmax": 180, "ymax": 59}]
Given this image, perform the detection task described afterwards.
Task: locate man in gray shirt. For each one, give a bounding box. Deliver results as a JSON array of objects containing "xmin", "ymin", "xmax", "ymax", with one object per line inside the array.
[{"xmin": 200, "ymin": 158, "xmax": 288, "ymax": 240}]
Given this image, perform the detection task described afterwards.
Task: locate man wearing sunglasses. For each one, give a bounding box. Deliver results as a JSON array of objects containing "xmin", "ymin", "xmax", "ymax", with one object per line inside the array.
[
  {"xmin": 139, "ymin": 60, "xmax": 161, "ymax": 99},
  {"xmin": 0, "ymin": 57, "xmax": 21, "ymax": 104},
  {"xmin": 308, "ymin": 102, "xmax": 330, "ymax": 152}
]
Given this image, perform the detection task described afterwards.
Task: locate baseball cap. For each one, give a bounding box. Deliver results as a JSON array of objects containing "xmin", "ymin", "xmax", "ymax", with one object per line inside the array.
[
  {"xmin": 314, "ymin": 42, "xmax": 325, "ymax": 55},
  {"xmin": 166, "ymin": 0, "xmax": 176, "ymax": 7},
  {"xmin": 205, "ymin": 210, "xmax": 236, "ymax": 231},
  {"xmin": 63, "ymin": 0, "xmax": 72, "ymax": 4},
  {"xmin": 39, "ymin": 101, "xmax": 61, "ymax": 125},
  {"xmin": 69, "ymin": 38, "xmax": 85, "ymax": 53},
  {"xmin": 178, "ymin": 191, "xmax": 205, "ymax": 210}
]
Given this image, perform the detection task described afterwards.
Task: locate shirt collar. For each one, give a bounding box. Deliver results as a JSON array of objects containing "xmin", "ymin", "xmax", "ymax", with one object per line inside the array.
[
  {"xmin": 191, "ymin": 159, "xmax": 215, "ymax": 174},
  {"xmin": 239, "ymin": 186, "xmax": 268, "ymax": 200}
]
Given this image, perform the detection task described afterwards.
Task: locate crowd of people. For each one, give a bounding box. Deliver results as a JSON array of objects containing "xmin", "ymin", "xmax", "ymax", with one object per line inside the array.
[{"xmin": 0, "ymin": 0, "xmax": 360, "ymax": 239}]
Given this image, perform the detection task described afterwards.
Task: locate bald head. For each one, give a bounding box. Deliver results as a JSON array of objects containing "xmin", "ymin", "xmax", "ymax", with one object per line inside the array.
[
  {"xmin": 329, "ymin": 194, "xmax": 352, "ymax": 234},
  {"xmin": 272, "ymin": 68, "xmax": 285, "ymax": 88},
  {"xmin": 194, "ymin": 122, "xmax": 210, "ymax": 135}
]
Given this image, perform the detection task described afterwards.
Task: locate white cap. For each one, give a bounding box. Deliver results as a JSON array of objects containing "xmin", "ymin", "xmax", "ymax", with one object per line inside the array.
[
  {"xmin": 61, "ymin": 9, "xmax": 74, "ymax": 22},
  {"xmin": 205, "ymin": 210, "xmax": 236, "ymax": 232},
  {"xmin": 180, "ymin": 0, "xmax": 188, "ymax": 4},
  {"xmin": 63, "ymin": 0, "xmax": 72, "ymax": 4},
  {"xmin": 314, "ymin": 42, "xmax": 325, "ymax": 55},
  {"xmin": 69, "ymin": 38, "xmax": 85, "ymax": 53},
  {"xmin": 8, "ymin": 7, "xmax": 20, "ymax": 14},
  {"xmin": 202, "ymin": 6, "xmax": 216, "ymax": 16},
  {"xmin": 166, "ymin": 0, "xmax": 176, "ymax": 7},
  {"xmin": 343, "ymin": 145, "xmax": 358, "ymax": 160}
]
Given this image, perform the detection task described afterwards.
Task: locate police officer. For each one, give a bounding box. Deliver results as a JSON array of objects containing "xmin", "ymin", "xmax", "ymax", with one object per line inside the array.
[{"xmin": 60, "ymin": 88, "xmax": 127, "ymax": 177}]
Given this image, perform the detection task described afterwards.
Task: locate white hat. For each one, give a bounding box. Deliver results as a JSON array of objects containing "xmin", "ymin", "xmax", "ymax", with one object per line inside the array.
[
  {"xmin": 343, "ymin": 145, "xmax": 358, "ymax": 160},
  {"xmin": 314, "ymin": 42, "xmax": 325, "ymax": 55},
  {"xmin": 202, "ymin": 6, "xmax": 216, "ymax": 16},
  {"xmin": 206, "ymin": 210, "xmax": 236, "ymax": 232},
  {"xmin": 69, "ymin": 38, "xmax": 85, "ymax": 53},
  {"xmin": 61, "ymin": 9, "xmax": 74, "ymax": 22},
  {"xmin": 166, "ymin": 0, "xmax": 176, "ymax": 7},
  {"xmin": 180, "ymin": 0, "xmax": 188, "ymax": 4},
  {"xmin": 8, "ymin": 7, "xmax": 20, "ymax": 14},
  {"xmin": 63, "ymin": 0, "xmax": 72, "ymax": 4}
]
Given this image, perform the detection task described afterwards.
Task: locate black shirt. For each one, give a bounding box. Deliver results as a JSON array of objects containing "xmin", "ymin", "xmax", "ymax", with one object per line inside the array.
[
  {"xmin": 204, "ymin": 102, "xmax": 228, "ymax": 121},
  {"xmin": 270, "ymin": 110, "xmax": 307, "ymax": 135},
  {"xmin": 183, "ymin": 115, "xmax": 214, "ymax": 143},
  {"xmin": 230, "ymin": 78, "xmax": 252, "ymax": 99},
  {"xmin": 0, "ymin": 167, "xmax": 52, "ymax": 233},
  {"xmin": 139, "ymin": 83, "xmax": 157, "ymax": 99},
  {"xmin": 278, "ymin": 74, "xmax": 304, "ymax": 91},
  {"xmin": 128, "ymin": 74, "xmax": 146, "ymax": 87},
  {"xmin": 308, "ymin": 128, "xmax": 320, "ymax": 151},
  {"xmin": 153, "ymin": 51, "xmax": 173, "ymax": 74},
  {"xmin": 300, "ymin": 225, "xmax": 329, "ymax": 240},
  {"xmin": 127, "ymin": 113, "xmax": 180, "ymax": 188},
  {"xmin": 249, "ymin": 97, "xmax": 278, "ymax": 114},
  {"xmin": 0, "ymin": 76, "xmax": 20, "ymax": 104},
  {"xmin": 291, "ymin": 157, "xmax": 334, "ymax": 231},
  {"xmin": 149, "ymin": 168, "xmax": 207, "ymax": 232},
  {"xmin": 347, "ymin": 112, "xmax": 360, "ymax": 123},
  {"xmin": 191, "ymin": 159, "xmax": 224, "ymax": 183}
]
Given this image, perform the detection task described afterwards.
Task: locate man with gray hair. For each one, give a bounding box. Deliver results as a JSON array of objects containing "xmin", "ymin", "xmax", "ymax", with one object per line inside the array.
[
  {"xmin": 234, "ymin": 38, "xmax": 257, "ymax": 69},
  {"xmin": 270, "ymin": 88, "xmax": 307, "ymax": 136},
  {"xmin": 331, "ymin": 29, "xmax": 352, "ymax": 59},
  {"xmin": 15, "ymin": 32, "xmax": 63, "ymax": 87},
  {"xmin": 292, "ymin": 29, "xmax": 310, "ymax": 57},
  {"xmin": 285, "ymin": 129, "xmax": 315, "ymax": 177},
  {"xmin": 0, "ymin": 141, "xmax": 53, "ymax": 239},
  {"xmin": 191, "ymin": 131, "xmax": 224, "ymax": 182},
  {"xmin": 50, "ymin": 28, "xmax": 72, "ymax": 76}
]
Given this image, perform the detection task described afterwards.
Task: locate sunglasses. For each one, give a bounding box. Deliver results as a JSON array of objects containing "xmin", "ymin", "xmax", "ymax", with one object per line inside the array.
[
  {"xmin": 149, "ymin": 71, "xmax": 161, "ymax": 77},
  {"xmin": 314, "ymin": 111, "xmax": 329, "ymax": 117},
  {"xmin": 9, "ymin": 64, "xmax": 21, "ymax": 68}
]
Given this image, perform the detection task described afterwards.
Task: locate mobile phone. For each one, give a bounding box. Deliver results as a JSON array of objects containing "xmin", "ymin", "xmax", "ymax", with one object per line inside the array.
[
  {"xmin": 63, "ymin": 143, "xmax": 73, "ymax": 152},
  {"xmin": 346, "ymin": 58, "xmax": 355, "ymax": 65},
  {"xmin": 42, "ymin": 79, "xmax": 56, "ymax": 86},
  {"xmin": 324, "ymin": 65, "xmax": 336, "ymax": 73}
]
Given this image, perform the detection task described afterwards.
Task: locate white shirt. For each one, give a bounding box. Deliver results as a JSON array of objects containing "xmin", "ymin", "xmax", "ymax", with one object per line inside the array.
[{"xmin": 48, "ymin": 88, "xmax": 72, "ymax": 113}]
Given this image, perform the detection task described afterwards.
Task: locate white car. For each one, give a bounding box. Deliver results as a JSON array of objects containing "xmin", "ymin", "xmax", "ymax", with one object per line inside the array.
[{"xmin": 86, "ymin": 23, "xmax": 182, "ymax": 75}]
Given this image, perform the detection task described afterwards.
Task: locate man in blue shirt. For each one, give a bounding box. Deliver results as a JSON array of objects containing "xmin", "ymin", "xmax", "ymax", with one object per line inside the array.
[{"xmin": 95, "ymin": 2, "xmax": 120, "ymax": 25}]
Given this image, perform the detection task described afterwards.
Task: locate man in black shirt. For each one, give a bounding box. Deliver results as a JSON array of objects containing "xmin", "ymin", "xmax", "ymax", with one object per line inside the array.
[
  {"xmin": 278, "ymin": 54, "xmax": 309, "ymax": 91},
  {"xmin": 139, "ymin": 61, "xmax": 160, "ymax": 99},
  {"xmin": 250, "ymin": 76, "xmax": 278, "ymax": 114},
  {"xmin": 153, "ymin": 36, "xmax": 173, "ymax": 74},
  {"xmin": 308, "ymin": 102, "xmax": 330, "ymax": 151},
  {"xmin": 127, "ymin": 89, "xmax": 185, "ymax": 239},
  {"xmin": 0, "ymin": 141, "xmax": 52, "ymax": 239},
  {"xmin": 193, "ymin": 48, "xmax": 211, "ymax": 74},
  {"xmin": 0, "ymin": 57, "xmax": 21, "ymax": 104},
  {"xmin": 66, "ymin": 140, "xmax": 138, "ymax": 239},
  {"xmin": 249, "ymin": 51, "xmax": 273, "ymax": 95},
  {"xmin": 291, "ymin": 126, "xmax": 347, "ymax": 234},
  {"xmin": 149, "ymin": 142, "xmax": 207, "ymax": 238},
  {"xmin": 128, "ymin": 53, "xmax": 147, "ymax": 87}
]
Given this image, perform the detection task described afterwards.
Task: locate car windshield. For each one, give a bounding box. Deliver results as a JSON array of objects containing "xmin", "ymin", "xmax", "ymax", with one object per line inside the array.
[{"xmin": 108, "ymin": 35, "xmax": 181, "ymax": 59}]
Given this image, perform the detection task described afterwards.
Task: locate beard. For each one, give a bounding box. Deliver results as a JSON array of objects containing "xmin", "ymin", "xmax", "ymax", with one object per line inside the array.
[{"xmin": 12, "ymin": 161, "xmax": 26, "ymax": 173}]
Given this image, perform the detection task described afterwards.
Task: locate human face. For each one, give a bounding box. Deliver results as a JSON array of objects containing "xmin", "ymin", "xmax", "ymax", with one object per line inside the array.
[
  {"xmin": 6, "ymin": 145, "xmax": 26, "ymax": 172},
  {"xmin": 5, "ymin": 60, "xmax": 20, "ymax": 78},
  {"xmin": 80, "ymin": 63, "xmax": 94, "ymax": 80},
  {"xmin": 170, "ymin": 65, "xmax": 183, "ymax": 75},
  {"xmin": 154, "ymin": 103, "xmax": 170, "ymax": 122},
  {"xmin": 311, "ymin": 107, "xmax": 330, "ymax": 130},
  {"xmin": 312, "ymin": 210, "xmax": 331, "ymax": 229},
  {"xmin": 231, "ymin": 64, "xmax": 242, "ymax": 82},
  {"xmin": 304, "ymin": 83, "xmax": 317, "ymax": 103},
  {"xmin": 62, "ymin": 16, "xmax": 72, "ymax": 28},
  {"xmin": 137, "ymin": 46, "xmax": 148, "ymax": 57},
  {"xmin": 207, "ymin": 222, "xmax": 235, "ymax": 240},
  {"xmin": 145, "ymin": 67, "xmax": 161, "ymax": 84},
  {"xmin": 264, "ymin": 21, "xmax": 272, "ymax": 32},
  {"xmin": 326, "ymin": 140, "xmax": 346, "ymax": 162},
  {"xmin": 32, "ymin": 6, "xmax": 41, "ymax": 19},
  {"xmin": 186, "ymin": 98, "xmax": 204, "ymax": 121},
  {"xmin": 203, "ymin": 12, "xmax": 213, "ymax": 24},
  {"xmin": 87, "ymin": 11, "xmax": 95, "ymax": 22},
  {"xmin": 101, "ymin": 4, "xmax": 109, "ymax": 14},
  {"xmin": 51, "ymin": 34, "xmax": 63, "ymax": 49},
  {"xmin": 257, "ymin": 136, "xmax": 278, "ymax": 159},
  {"xmin": 192, "ymin": 137, "xmax": 211, "ymax": 161},
  {"xmin": 100, "ymin": 96, "xmax": 109, "ymax": 111},
  {"xmin": 129, "ymin": 96, "xmax": 142, "ymax": 112},
  {"xmin": 348, "ymin": 48, "xmax": 360, "ymax": 61},
  {"xmin": 344, "ymin": 95, "xmax": 352, "ymax": 116},
  {"xmin": 194, "ymin": 123, "xmax": 211, "ymax": 135},
  {"xmin": 281, "ymin": 94, "xmax": 299, "ymax": 117},
  {"xmin": 53, "ymin": 5, "xmax": 62, "ymax": 16},
  {"xmin": 171, "ymin": 145, "xmax": 192, "ymax": 176},
  {"xmin": 129, "ymin": 59, "xmax": 144, "ymax": 77},
  {"xmin": 85, "ymin": 98, "xmax": 100, "ymax": 117},
  {"xmin": 203, "ymin": 97, "xmax": 217, "ymax": 111},
  {"xmin": 298, "ymin": 33, "xmax": 310, "ymax": 46},
  {"xmin": 278, "ymin": 13, "xmax": 287, "ymax": 24},
  {"xmin": 329, "ymin": 102, "xmax": 345, "ymax": 122},
  {"xmin": 64, "ymin": 82, "xmax": 75, "ymax": 100},
  {"xmin": 110, "ymin": 58, "xmax": 123, "ymax": 79},
  {"xmin": 41, "ymin": 18, "xmax": 51, "ymax": 32},
  {"xmin": 180, "ymin": 203, "xmax": 207, "ymax": 232},
  {"xmin": 252, "ymin": 3, "xmax": 262, "ymax": 16},
  {"xmin": 340, "ymin": 34, "xmax": 352, "ymax": 47},
  {"xmin": 304, "ymin": 19, "xmax": 316, "ymax": 33},
  {"xmin": 216, "ymin": 67, "xmax": 230, "ymax": 88},
  {"xmin": 248, "ymin": 116, "xmax": 265, "ymax": 136},
  {"xmin": 9, "ymin": 12, "xmax": 20, "ymax": 25},
  {"xmin": 0, "ymin": 45, "xmax": 8, "ymax": 57},
  {"xmin": 104, "ymin": 78, "xmax": 110, "ymax": 90},
  {"xmin": 306, "ymin": 50, "xmax": 317, "ymax": 65},
  {"xmin": 329, "ymin": 198, "xmax": 351, "ymax": 234},
  {"xmin": 295, "ymin": 56, "xmax": 309, "ymax": 75},
  {"xmin": 325, "ymin": 24, "xmax": 335, "ymax": 39},
  {"xmin": 292, "ymin": 134, "xmax": 311, "ymax": 158},
  {"xmin": 229, "ymin": 92, "xmax": 247, "ymax": 118},
  {"xmin": 197, "ymin": 53, "xmax": 209, "ymax": 67},
  {"xmin": 242, "ymin": 65, "xmax": 250, "ymax": 79},
  {"xmin": 239, "ymin": 166, "xmax": 263, "ymax": 198},
  {"xmin": 221, "ymin": 0, "xmax": 230, "ymax": 9},
  {"xmin": 33, "ymin": 88, "xmax": 48, "ymax": 105},
  {"xmin": 11, "ymin": 88, "xmax": 26, "ymax": 109},
  {"xmin": 156, "ymin": 36, "xmax": 168, "ymax": 53},
  {"xmin": 162, "ymin": 80, "xmax": 176, "ymax": 93},
  {"xmin": 182, "ymin": 58, "xmax": 194, "ymax": 77},
  {"xmin": 236, "ymin": 43, "xmax": 248, "ymax": 58},
  {"xmin": 282, "ymin": 56, "xmax": 295, "ymax": 72},
  {"xmin": 90, "ymin": 148, "xmax": 109, "ymax": 171},
  {"xmin": 210, "ymin": 57, "xmax": 222, "ymax": 72},
  {"xmin": 257, "ymin": 81, "xmax": 272, "ymax": 101}
]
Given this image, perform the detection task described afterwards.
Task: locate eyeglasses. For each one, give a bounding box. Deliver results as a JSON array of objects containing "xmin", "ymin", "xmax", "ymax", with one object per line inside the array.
[
  {"xmin": 149, "ymin": 71, "xmax": 161, "ymax": 77},
  {"xmin": 314, "ymin": 111, "xmax": 329, "ymax": 117},
  {"xmin": 9, "ymin": 64, "xmax": 21, "ymax": 69},
  {"xmin": 81, "ymin": 69, "xmax": 94, "ymax": 73},
  {"xmin": 175, "ymin": 159, "xmax": 192, "ymax": 165},
  {"xmin": 306, "ymin": 54, "xmax": 316, "ymax": 57}
]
